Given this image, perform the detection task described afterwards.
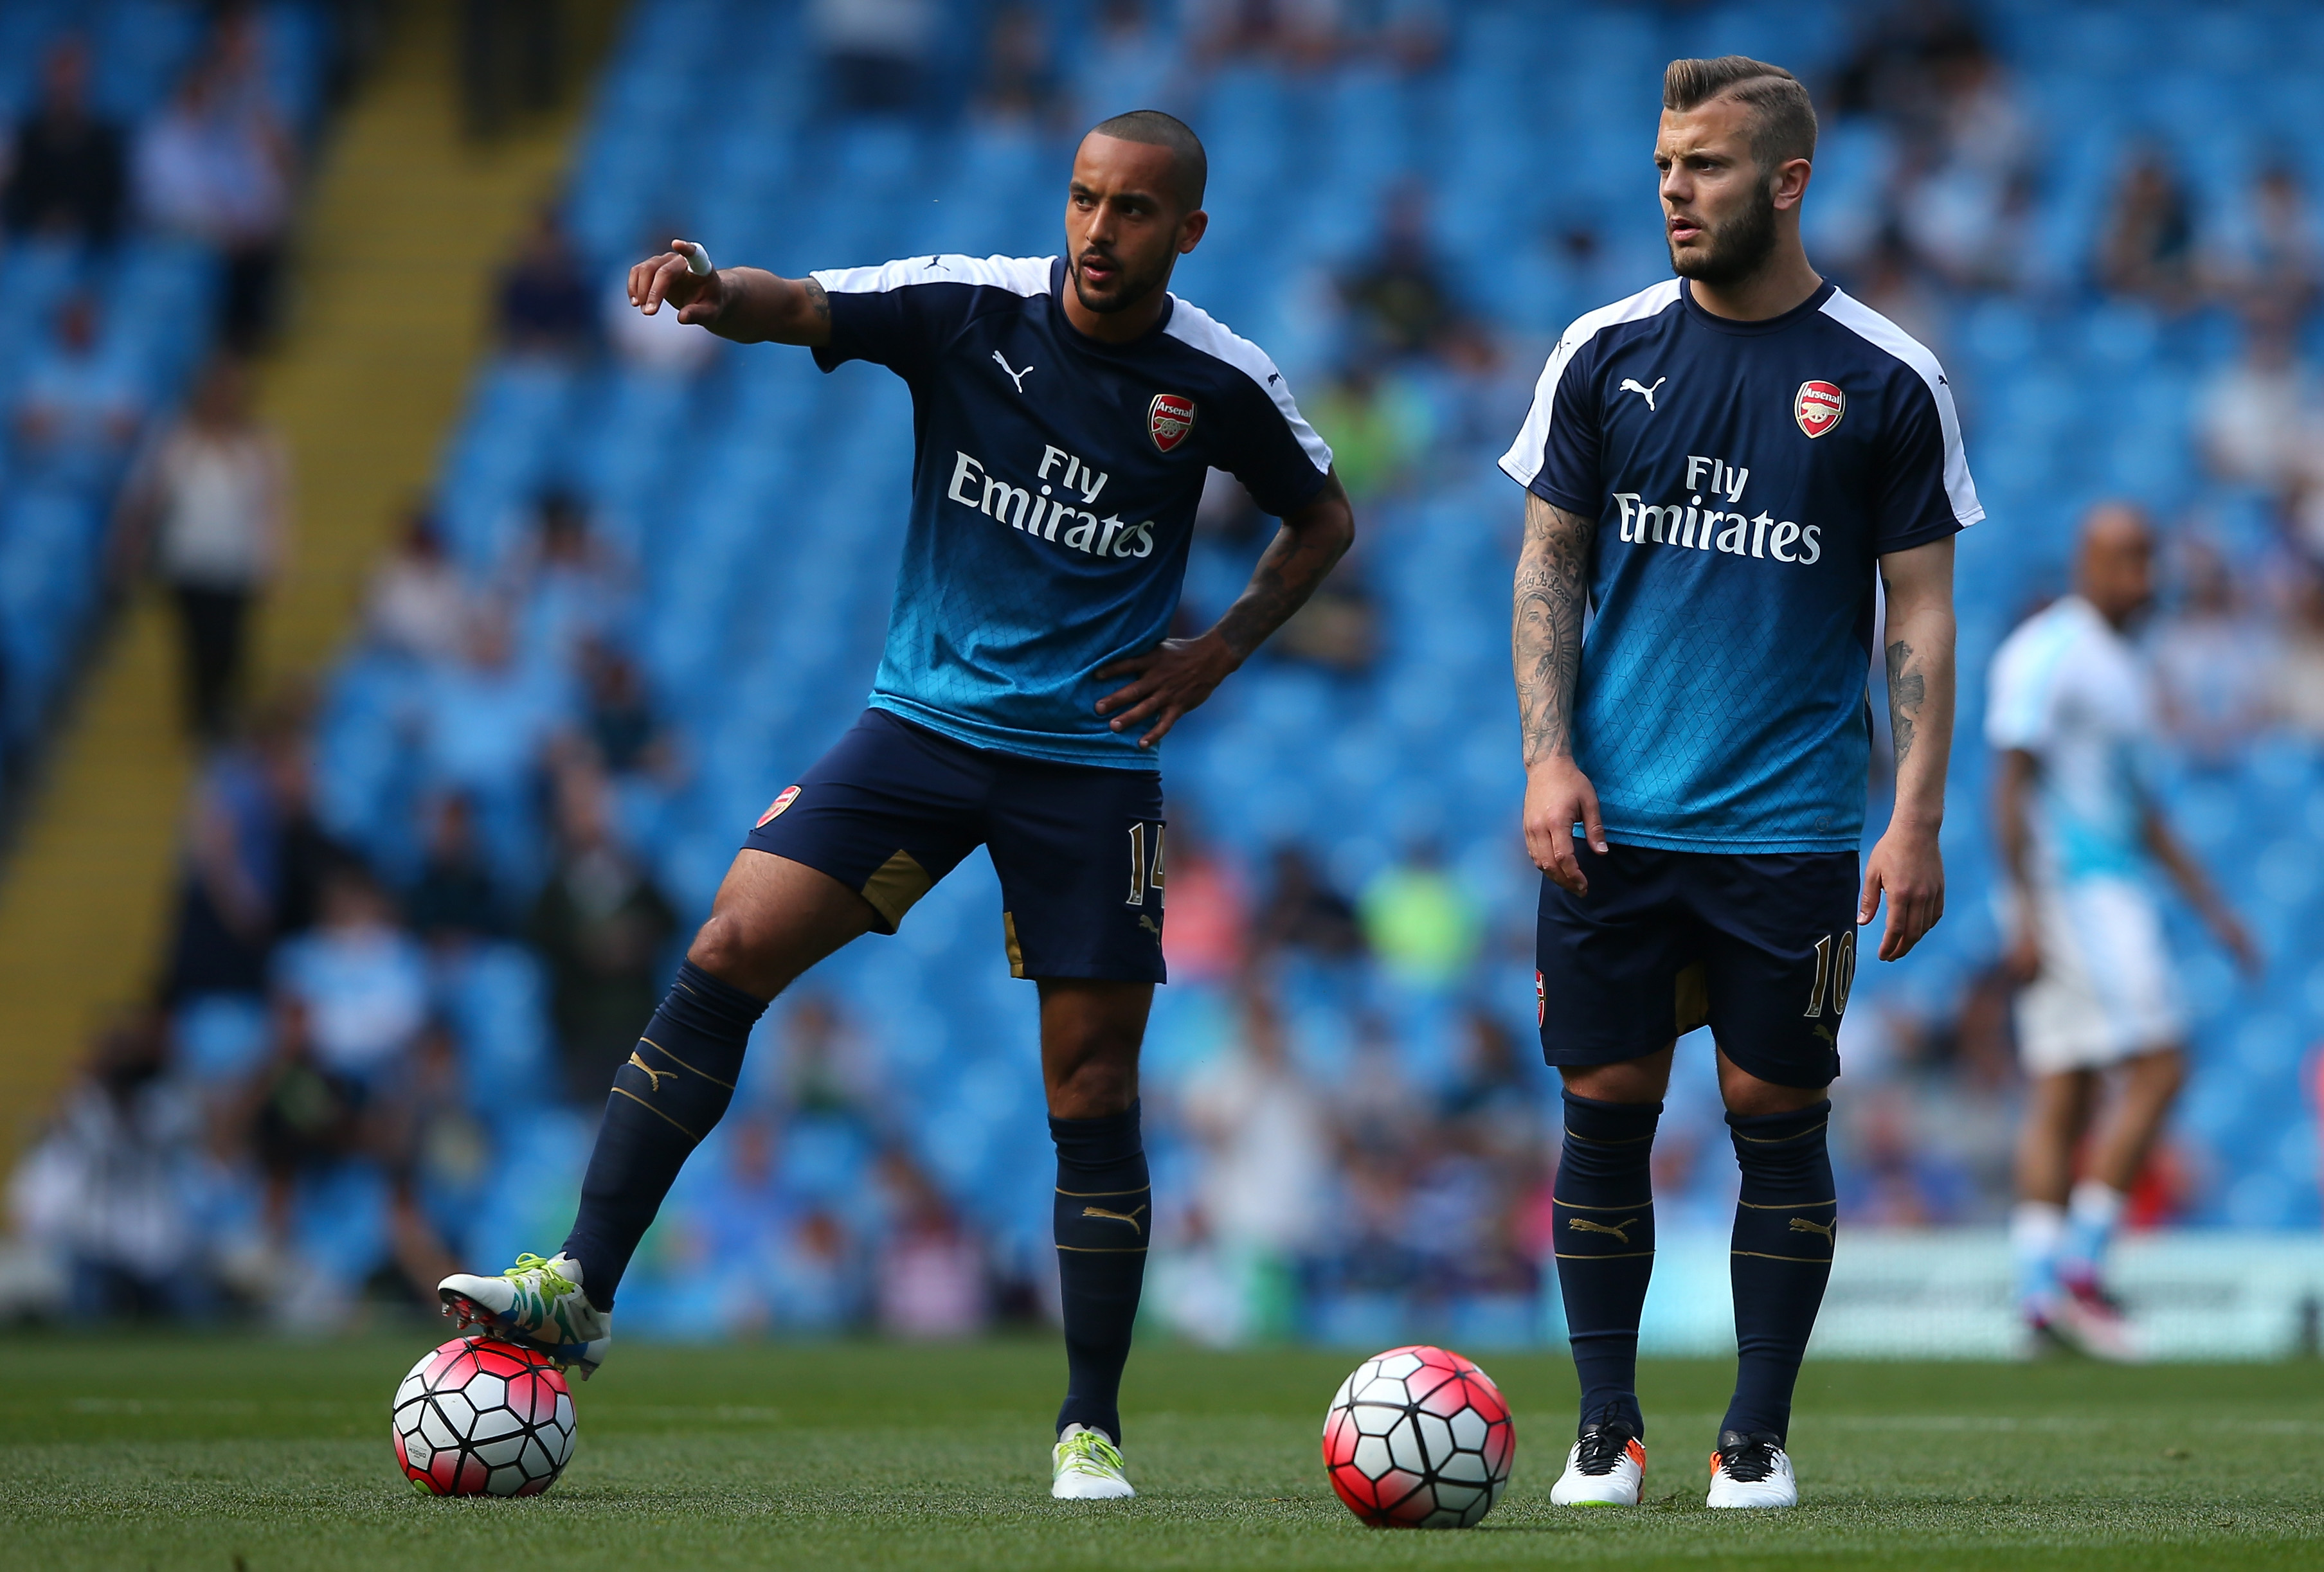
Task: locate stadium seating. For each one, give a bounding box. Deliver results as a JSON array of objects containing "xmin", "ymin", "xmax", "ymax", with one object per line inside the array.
[
  {"xmin": 0, "ymin": 1, "xmax": 332, "ymax": 760},
  {"xmin": 274, "ymin": 0, "xmax": 2324, "ymax": 1326}
]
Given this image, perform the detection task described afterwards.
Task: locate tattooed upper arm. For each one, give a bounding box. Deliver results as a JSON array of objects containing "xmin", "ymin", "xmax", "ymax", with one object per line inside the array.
[{"xmin": 803, "ymin": 277, "xmax": 830, "ymax": 326}]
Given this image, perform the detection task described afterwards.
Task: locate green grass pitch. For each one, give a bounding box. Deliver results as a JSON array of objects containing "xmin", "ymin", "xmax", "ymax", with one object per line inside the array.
[{"xmin": 4, "ymin": 1333, "xmax": 2321, "ymax": 1570}]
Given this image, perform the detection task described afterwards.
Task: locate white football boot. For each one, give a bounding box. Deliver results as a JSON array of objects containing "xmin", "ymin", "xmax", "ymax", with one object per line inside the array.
[
  {"xmin": 438, "ymin": 1252, "xmax": 612, "ymax": 1379},
  {"xmin": 1706, "ymin": 1429, "xmax": 1798, "ymax": 1508},
  {"xmin": 1050, "ymin": 1425, "xmax": 1135, "ymax": 1499},
  {"xmin": 1549, "ymin": 1416, "xmax": 1648, "ymax": 1506},
  {"xmin": 2047, "ymin": 1280, "xmax": 2145, "ymax": 1363}
]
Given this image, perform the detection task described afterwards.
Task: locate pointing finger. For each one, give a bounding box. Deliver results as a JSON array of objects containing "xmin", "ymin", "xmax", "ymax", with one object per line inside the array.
[{"xmin": 643, "ymin": 255, "xmax": 685, "ymax": 313}]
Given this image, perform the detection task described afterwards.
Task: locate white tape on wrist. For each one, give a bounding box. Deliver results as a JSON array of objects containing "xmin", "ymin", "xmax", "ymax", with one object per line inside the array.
[{"xmin": 676, "ymin": 240, "xmax": 713, "ymax": 276}]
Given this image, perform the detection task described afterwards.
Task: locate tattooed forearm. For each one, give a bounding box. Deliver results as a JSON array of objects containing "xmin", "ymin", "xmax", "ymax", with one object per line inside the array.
[
  {"xmin": 1886, "ymin": 638, "xmax": 1925, "ymax": 767},
  {"xmin": 1214, "ymin": 472, "xmax": 1355, "ymax": 661},
  {"xmin": 1513, "ymin": 494, "xmax": 1593, "ymax": 767},
  {"xmin": 803, "ymin": 276, "xmax": 830, "ymax": 327}
]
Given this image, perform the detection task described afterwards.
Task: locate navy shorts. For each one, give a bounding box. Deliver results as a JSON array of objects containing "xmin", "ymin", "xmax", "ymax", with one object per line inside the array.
[
  {"xmin": 1535, "ymin": 844, "xmax": 1859, "ymax": 1089},
  {"xmin": 744, "ymin": 709, "xmax": 1167, "ymax": 983}
]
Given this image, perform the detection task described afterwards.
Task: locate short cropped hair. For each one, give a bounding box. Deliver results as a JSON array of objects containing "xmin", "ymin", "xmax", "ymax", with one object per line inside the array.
[
  {"xmin": 1662, "ymin": 55, "xmax": 1818, "ymax": 172},
  {"xmin": 1088, "ymin": 109, "xmax": 1207, "ymax": 212}
]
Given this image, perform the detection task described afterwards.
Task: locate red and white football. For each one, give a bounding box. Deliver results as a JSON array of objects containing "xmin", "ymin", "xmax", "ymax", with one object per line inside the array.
[
  {"xmin": 392, "ymin": 1335, "xmax": 576, "ymax": 1497},
  {"xmin": 1322, "ymin": 1344, "xmax": 1514, "ymax": 1528}
]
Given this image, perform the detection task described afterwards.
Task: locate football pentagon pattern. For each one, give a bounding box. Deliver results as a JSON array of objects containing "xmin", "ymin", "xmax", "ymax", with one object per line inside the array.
[
  {"xmin": 1322, "ymin": 1344, "xmax": 1513, "ymax": 1528},
  {"xmin": 392, "ymin": 1335, "xmax": 577, "ymax": 1497}
]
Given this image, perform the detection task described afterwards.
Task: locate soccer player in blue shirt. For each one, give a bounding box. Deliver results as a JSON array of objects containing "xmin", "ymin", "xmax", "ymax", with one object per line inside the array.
[
  {"xmin": 1501, "ymin": 58, "xmax": 1977, "ymax": 1508},
  {"xmin": 438, "ymin": 111, "xmax": 1353, "ymax": 1501}
]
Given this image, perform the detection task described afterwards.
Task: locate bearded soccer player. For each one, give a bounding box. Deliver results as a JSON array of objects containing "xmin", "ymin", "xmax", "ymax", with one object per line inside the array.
[
  {"xmin": 437, "ymin": 111, "xmax": 1352, "ymax": 1501},
  {"xmin": 1501, "ymin": 57, "xmax": 1977, "ymax": 1509}
]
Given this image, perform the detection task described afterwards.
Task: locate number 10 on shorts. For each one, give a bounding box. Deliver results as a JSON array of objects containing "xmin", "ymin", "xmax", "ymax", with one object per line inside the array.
[
  {"xmin": 1124, "ymin": 821, "xmax": 1167, "ymax": 907},
  {"xmin": 1803, "ymin": 929, "xmax": 1857, "ymax": 1018}
]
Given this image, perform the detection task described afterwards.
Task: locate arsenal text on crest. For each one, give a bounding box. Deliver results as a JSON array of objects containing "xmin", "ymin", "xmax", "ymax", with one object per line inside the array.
[
  {"xmin": 1794, "ymin": 380, "xmax": 1844, "ymax": 439},
  {"xmin": 1148, "ymin": 393, "xmax": 1195, "ymax": 453}
]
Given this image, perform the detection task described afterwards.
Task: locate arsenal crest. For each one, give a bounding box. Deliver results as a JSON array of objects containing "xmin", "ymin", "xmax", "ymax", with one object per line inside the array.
[
  {"xmin": 756, "ymin": 785, "xmax": 800, "ymax": 827},
  {"xmin": 1794, "ymin": 379, "xmax": 1844, "ymax": 438},
  {"xmin": 1148, "ymin": 393, "xmax": 1195, "ymax": 453}
]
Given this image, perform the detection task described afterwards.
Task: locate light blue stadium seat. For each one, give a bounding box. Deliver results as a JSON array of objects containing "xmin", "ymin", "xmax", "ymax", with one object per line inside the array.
[{"xmin": 174, "ymin": 994, "xmax": 274, "ymax": 1085}]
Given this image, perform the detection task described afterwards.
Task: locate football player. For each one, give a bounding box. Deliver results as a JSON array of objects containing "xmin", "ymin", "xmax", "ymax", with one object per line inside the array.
[
  {"xmin": 440, "ymin": 111, "xmax": 1352, "ymax": 1502},
  {"xmin": 1502, "ymin": 55, "xmax": 1977, "ymax": 1508}
]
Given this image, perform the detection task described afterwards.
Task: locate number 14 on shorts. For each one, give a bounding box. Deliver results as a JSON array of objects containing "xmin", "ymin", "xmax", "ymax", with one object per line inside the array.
[{"xmin": 1124, "ymin": 822, "xmax": 1166, "ymax": 907}]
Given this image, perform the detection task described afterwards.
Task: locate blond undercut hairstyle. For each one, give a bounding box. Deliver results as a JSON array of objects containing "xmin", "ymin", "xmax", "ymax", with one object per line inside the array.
[{"xmin": 1662, "ymin": 55, "xmax": 1818, "ymax": 172}]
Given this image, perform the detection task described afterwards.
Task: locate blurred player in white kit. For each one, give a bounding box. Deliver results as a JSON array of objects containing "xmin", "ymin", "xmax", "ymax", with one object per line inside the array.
[{"xmin": 1988, "ymin": 501, "xmax": 2258, "ymax": 1360}]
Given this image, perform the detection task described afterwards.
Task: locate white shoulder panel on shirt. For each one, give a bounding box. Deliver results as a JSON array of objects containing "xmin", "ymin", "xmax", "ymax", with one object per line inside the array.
[
  {"xmin": 1986, "ymin": 597, "xmax": 2102, "ymax": 749},
  {"xmin": 1818, "ymin": 289, "xmax": 1985, "ymax": 529},
  {"xmin": 1497, "ymin": 279, "xmax": 1683, "ymax": 488},
  {"xmin": 1162, "ymin": 297, "xmax": 1334, "ymax": 474},
  {"xmin": 811, "ymin": 253, "xmax": 1054, "ymax": 298}
]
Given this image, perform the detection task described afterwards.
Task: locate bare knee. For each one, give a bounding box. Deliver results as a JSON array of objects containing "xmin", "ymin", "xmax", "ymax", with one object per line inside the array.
[
  {"xmin": 1562, "ymin": 1044, "xmax": 1673, "ymax": 1105},
  {"xmin": 1047, "ymin": 1040, "xmax": 1139, "ymax": 1119},
  {"xmin": 2028, "ymin": 1069, "xmax": 2096, "ymax": 1135},
  {"xmin": 1041, "ymin": 981, "xmax": 1149, "ymax": 1119},
  {"xmin": 1718, "ymin": 1075, "xmax": 1830, "ymax": 1118},
  {"xmin": 1715, "ymin": 1047, "xmax": 1828, "ymax": 1116},
  {"xmin": 685, "ymin": 907, "xmax": 764, "ymax": 984}
]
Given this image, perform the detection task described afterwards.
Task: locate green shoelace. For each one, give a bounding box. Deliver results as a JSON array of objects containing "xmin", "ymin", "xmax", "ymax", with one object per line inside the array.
[
  {"xmin": 1056, "ymin": 1431, "xmax": 1126, "ymax": 1476},
  {"xmin": 501, "ymin": 1253, "xmax": 577, "ymax": 1301}
]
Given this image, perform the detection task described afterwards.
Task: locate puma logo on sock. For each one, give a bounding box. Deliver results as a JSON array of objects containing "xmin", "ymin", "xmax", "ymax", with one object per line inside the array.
[
  {"xmin": 1081, "ymin": 1204, "xmax": 1148, "ymax": 1236},
  {"xmin": 1566, "ymin": 1216, "xmax": 1637, "ymax": 1244},
  {"xmin": 627, "ymin": 1050, "xmax": 672, "ymax": 1093},
  {"xmin": 1788, "ymin": 1216, "xmax": 1836, "ymax": 1242}
]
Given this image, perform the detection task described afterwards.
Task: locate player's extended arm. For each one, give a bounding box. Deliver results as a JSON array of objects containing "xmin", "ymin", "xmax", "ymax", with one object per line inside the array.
[
  {"xmin": 1993, "ymin": 746, "xmax": 2043, "ymax": 981},
  {"xmin": 2141, "ymin": 801, "xmax": 2261, "ymax": 974},
  {"xmin": 1513, "ymin": 492, "xmax": 1605, "ymax": 895},
  {"xmin": 1094, "ymin": 470, "xmax": 1355, "ymax": 749},
  {"xmin": 627, "ymin": 242, "xmax": 832, "ymax": 347},
  {"xmin": 1862, "ymin": 535, "xmax": 1958, "ymax": 961}
]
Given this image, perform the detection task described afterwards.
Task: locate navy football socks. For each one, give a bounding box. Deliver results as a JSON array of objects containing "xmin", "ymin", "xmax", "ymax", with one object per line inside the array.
[
  {"xmin": 563, "ymin": 960, "xmax": 768, "ymax": 1307},
  {"xmin": 1552, "ymin": 1090, "xmax": 1661, "ymax": 1438},
  {"xmin": 1721, "ymin": 1100, "xmax": 1837, "ymax": 1443},
  {"xmin": 1051, "ymin": 1100, "xmax": 1150, "ymax": 1443}
]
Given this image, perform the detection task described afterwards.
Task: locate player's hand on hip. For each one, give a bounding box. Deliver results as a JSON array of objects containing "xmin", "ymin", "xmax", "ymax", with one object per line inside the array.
[
  {"xmin": 1095, "ymin": 631, "xmax": 1239, "ymax": 749},
  {"xmin": 629, "ymin": 239, "xmax": 723, "ymax": 324},
  {"xmin": 1523, "ymin": 758, "xmax": 1605, "ymax": 895},
  {"xmin": 1860, "ymin": 822, "xmax": 1944, "ymax": 961}
]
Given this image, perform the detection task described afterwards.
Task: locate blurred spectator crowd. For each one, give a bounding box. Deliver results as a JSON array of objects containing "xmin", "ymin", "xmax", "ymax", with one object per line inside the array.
[
  {"xmin": 0, "ymin": 3, "xmax": 345, "ymax": 787},
  {"xmin": 11, "ymin": 0, "xmax": 2324, "ymax": 1339}
]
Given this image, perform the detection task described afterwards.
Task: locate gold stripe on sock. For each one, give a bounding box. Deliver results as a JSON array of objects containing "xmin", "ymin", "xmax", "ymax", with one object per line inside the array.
[
  {"xmin": 1056, "ymin": 1245, "xmax": 1149, "ymax": 1253},
  {"xmin": 1556, "ymin": 1197, "xmax": 1654, "ymax": 1209},
  {"xmin": 1731, "ymin": 1250, "xmax": 1832, "ymax": 1263},
  {"xmin": 634, "ymin": 1036, "xmax": 736, "ymax": 1091},
  {"xmin": 609, "ymin": 1085, "xmax": 701, "ymax": 1142},
  {"xmin": 1552, "ymin": 1249, "xmax": 1656, "ymax": 1260},
  {"xmin": 1733, "ymin": 1120, "xmax": 1830, "ymax": 1143}
]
